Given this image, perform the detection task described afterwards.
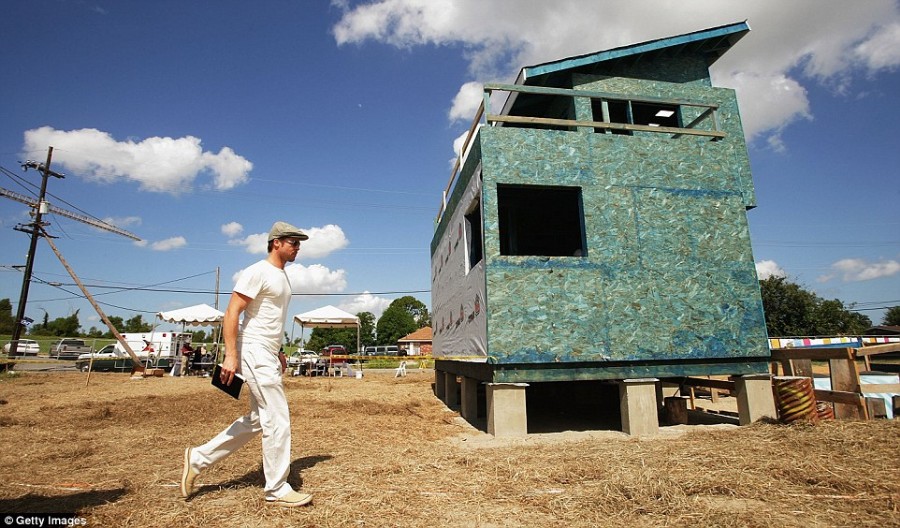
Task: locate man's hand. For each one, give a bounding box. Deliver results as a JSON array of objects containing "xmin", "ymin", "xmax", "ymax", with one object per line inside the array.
[
  {"xmin": 279, "ymin": 351, "xmax": 287, "ymax": 374},
  {"xmin": 221, "ymin": 291, "xmax": 251, "ymax": 386},
  {"xmin": 220, "ymin": 354, "xmax": 239, "ymax": 386}
]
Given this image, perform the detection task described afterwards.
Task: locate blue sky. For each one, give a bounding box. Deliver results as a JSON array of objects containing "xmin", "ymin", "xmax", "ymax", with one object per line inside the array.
[{"xmin": 1, "ymin": 1, "xmax": 898, "ymax": 337}]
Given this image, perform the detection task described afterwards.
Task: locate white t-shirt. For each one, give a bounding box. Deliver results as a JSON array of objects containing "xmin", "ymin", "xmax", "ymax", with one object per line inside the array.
[{"xmin": 234, "ymin": 259, "xmax": 292, "ymax": 352}]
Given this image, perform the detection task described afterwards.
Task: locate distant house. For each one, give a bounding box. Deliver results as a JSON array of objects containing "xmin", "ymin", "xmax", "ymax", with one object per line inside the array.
[{"xmin": 398, "ymin": 327, "xmax": 432, "ymax": 356}]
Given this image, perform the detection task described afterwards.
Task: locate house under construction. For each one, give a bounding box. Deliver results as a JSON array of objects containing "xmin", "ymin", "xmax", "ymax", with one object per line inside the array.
[{"xmin": 430, "ymin": 22, "xmax": 776, "ymax": 436}]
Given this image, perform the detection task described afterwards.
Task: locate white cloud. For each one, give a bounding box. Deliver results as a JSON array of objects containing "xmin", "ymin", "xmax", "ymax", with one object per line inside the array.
[
  {"xmin": 450, "ymin": 128, "xmax": 474, "ymax": 169},
  {"xmin": 854, "ymin": 22, "xmax": 900, "ymax": 71},
  {"xmin": 298, "ymin": 224, "xmax": 350, "ymax": 259},
  {"xmin": 22, "ymin": 126, "xmax": 252, "ymax": 193},
  {"xmin": 221, "ymin": 222, "xmax": 243, "ymax": 237},
  {"xmin": 232, "ymin": 262, "xmax": 348, "ymax": 294},
  {"xmin": 715, "ymin": 71, "xmax": 811, "ymax": 149},
  {"xmin": 825, "ymin": 258, "xmax": 900, "ymax": 282},
  {"xmin": 285, "ymin": 263, "xmax": 348, "ymax": 293},
  {"xmin": 227, "ymin": 224, "xmax": 349, "ymax": 258},
  {"xmin": 150, "ymin": 236, "xmax": 187, "ymax": 251},
  {"xmin": 333, "ymin": 0, "xmax": 900, "ymax": 145},
  {"xmin": 338, "ymin": 291, "xmax": 393, "ymax": 319},
  {"xmin": 229, "ymin": 232, "xmax": 270, "ymax": 255},
  {"xmin": 448, "ymin": 81, "xmax": 483, "ymax": 123},
  {"xmin": 756, "ymin": 259, "xmax": 786, "ymax": 280}
]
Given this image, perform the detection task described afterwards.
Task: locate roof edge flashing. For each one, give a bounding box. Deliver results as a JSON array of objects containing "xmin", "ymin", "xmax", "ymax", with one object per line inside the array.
[{"xmin": 521, "ymin": 21, "xmax": 750, "ymax": 83}]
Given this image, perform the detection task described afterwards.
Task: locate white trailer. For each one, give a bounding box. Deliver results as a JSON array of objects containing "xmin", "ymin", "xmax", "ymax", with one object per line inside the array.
[{"xmin": 117, "ymin": 331, "xmax": 192, "ymax": 359}]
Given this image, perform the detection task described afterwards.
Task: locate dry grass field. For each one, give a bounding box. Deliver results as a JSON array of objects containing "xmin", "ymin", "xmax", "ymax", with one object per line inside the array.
[{"xmin": 0, "ymin": 369, "xmax": 897, "ymax": 527}]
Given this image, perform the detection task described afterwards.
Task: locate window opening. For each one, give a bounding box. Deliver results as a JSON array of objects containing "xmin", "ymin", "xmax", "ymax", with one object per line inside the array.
[
  {"xmin": 631, "ymin": 102, "xmax": 680, "ymax": 128},
  {"xmin": 591, "ymin": 99, "xmax": 680, "ymax": 134},
  {"xmin": 497, "ymin": 185, "xmax": 586, "ymax": 257},
  {"xmin": 505, "ymin": 93, "xmax": 576, "ymax": 132},
  {"xmin": 465, "ymin": 198, "xmax": 483, "ymax": 271},
  {"xmin": 592, "ymin": 99, "xmax": 631, "ymax": 135}
]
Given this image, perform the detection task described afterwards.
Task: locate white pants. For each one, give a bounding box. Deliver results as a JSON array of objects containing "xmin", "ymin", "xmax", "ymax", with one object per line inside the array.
[{"xmin": 190, "ymin": 343, "xmax": 294, "ymax": 500}]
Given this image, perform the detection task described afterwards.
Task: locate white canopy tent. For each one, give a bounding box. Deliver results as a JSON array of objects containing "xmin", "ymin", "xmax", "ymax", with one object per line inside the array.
[
  {"xmin": 157, "ymin": 303, "xmax": 225, "ymax": 358},
  {"xmin": 292, "ymin": 305, "xmax": 360, "ymax": 354},
  {"xmin": 157, "ymin": 303, "xmax": 225, "ymax": 327}
]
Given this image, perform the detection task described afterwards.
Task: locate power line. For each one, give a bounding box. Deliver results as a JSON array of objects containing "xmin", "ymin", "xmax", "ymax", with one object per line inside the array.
[{"xmin": 28, "ymin": 281, "xmax": 430, "ymax": 297}]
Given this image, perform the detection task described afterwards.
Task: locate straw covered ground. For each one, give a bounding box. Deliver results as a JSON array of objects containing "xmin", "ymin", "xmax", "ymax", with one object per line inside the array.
[{"xmin": 0, "ymin": 369, "xmax": 897, "ymax": 527}]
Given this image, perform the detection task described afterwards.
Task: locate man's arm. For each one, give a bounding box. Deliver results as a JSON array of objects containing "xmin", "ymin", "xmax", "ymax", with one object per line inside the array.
[{"xmin": 220, "ymin": 291, "xmax": 251, "ymax": 385}]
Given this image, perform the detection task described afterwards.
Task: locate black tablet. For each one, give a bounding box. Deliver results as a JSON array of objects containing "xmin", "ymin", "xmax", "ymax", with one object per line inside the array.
[{"xmin": 211, "ymin": 364, "xmax": 245, "ymax": 399}]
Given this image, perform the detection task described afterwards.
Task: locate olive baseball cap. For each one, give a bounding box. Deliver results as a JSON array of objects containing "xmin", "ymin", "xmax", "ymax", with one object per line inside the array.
[{"xmin": 268, "ymin": 221, "xmax": 309, "ymax": 242}]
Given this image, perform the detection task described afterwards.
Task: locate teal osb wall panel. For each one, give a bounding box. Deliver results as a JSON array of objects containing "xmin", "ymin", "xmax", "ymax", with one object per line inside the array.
[
  {"xmin": 572, "ymin": 73, "xmax": 756, "ymax": 208},
  {"xmin": 479, "ymin": 119, "xmax": 768, "ymax": 366},
  {"xmin": 582, "ymin": 55, "xmax": 713, "ymax": 87}
]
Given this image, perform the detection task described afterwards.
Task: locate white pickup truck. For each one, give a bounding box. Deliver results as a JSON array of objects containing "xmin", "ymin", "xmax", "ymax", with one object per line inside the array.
[{"xmin": 51, "ymin": 338, "xmax": 93, "ymax": 360}]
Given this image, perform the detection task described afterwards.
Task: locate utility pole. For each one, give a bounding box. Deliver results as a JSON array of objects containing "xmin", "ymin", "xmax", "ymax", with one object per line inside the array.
[{"xmin": 9, "ymin": 147, "xmax": 64, "ymax": 356}]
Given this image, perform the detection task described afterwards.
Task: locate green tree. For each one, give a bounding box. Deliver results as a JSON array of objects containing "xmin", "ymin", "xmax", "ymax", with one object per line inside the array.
[
  {"xmin": 883, "ymin": 306, "xmax": 900, "ymax": 326},
  {"xmin": 305, "ymin": 327, "xmax": 358, "ymax": 354},
  {"xmin": 124, "ymin": 314, "xmax": 153, "ymax": 333},
  {"xmin": 103, "ymin": 316, "xmax": 125, "ymax": 338},
  {"xmin": 376, "ymin": 297, "xmax": 427, "ymax": 346},
  {"xmin": 811, "ymin": 299, "xmax": 871, "ymax": 336},
  {"xmin": 192, "ymin": 330, "xmax": 208, "ymax": 343},
  {"xmin": 30, "ymin": 310, "xmax": 52, "ymax": 335},
  {"xmin": 0, "ymin": 298, "xmax": 14, "ymax": 334},
  {"xmin": 759, "ymin": 276, "xmax": 871, "ymax": 336},
  {"xmin": 759, "ymin": 277, "xmax": 817, "ymax": 336},
  {"xmin": 301, "ymin": 312, "xmax": 377, "ymax": 353},
  {"xmin": 32, "ymin": 310, "xmax": 82, "ymax": 336},
  {"xmin": 389, "ymin": 296, "xmax": 430, "ymax": 328}
]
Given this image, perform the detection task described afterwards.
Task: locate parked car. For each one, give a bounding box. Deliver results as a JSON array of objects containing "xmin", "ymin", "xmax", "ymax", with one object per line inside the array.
[
  {"xmin": 364, "ymin": 345, "xmax": 400, "ymax": 356},
  {"xmin": 320, "ymin": 344, "xmax": 347, "ymax": 358},
  {"xmin": 74, "ymin": 344, "xmax": 135, "ymax": 372},
  {"xmin": 51, "ymin": 338, "xmax": 92, "ymax": 359},
  {"xmin": 3, "ymin": 339, "xmax": 40, "ymax": 356},
  {"xmin": 287, "ymin": 350, "xmax": 319, "ymax": 368}
]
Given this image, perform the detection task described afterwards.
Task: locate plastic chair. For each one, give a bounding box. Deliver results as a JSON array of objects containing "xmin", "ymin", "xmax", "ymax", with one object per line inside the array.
[
  {"xmin": 394, "ymin": 361, "xmax": 407, "ymax": 378},
  {"xmin": 331, "ymin": 362, "xmax": 344, "ymax": 377}
]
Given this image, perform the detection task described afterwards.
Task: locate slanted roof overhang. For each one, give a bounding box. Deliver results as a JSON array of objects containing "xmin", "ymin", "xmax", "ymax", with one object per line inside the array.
[
  {"xmin": 519, "ymin": 21, "xmax": 749, "ymax": 85},
  {"xmin": 501, "ymin": 21, "xmax": 750, "ymax": 116}
]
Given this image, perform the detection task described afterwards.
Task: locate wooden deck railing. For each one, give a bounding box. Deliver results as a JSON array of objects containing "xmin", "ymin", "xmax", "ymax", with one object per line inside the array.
[
  {"xmin": 437, "ymin": 83, "xmax": 725, "ymax": 224},
  {"xmin": 770, "ymin": 343, "xmax": 900, "ymax": 420}
]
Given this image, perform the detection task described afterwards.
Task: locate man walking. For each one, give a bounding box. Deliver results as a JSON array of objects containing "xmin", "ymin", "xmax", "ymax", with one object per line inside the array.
[{"xmin": 181, "ymin": 221, "xmax": 312, "ymax": 507}]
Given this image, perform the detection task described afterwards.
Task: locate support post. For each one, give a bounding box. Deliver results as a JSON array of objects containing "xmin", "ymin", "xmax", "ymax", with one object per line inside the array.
[
  {"xmin": 664, "ymin": 396, "xmax": 689, "ymax": 425},
  {"xmin": 434, "ymin": 369, "xmax": 446, "ymax": 400},
  {"xmin": 733, "ymin": 374, "xmax": 777, "ymax": 425},
  {"xmin": 486, "ymin": 383, "xmax": 528, "ymax": 436},
  {"xmin": 460, "ymin": 376, "xmax": 479, "ymax": 422},
  {"xmin": 618, "ymin": 378, "xmax": 659, "ymax": 436},
  {"xmin": 445, "ymin": 372, "xmax": 460, "ymax": 407}
]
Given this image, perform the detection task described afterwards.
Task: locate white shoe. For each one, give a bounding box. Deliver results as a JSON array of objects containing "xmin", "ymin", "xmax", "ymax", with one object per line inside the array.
[
  {"xmin": 267, "ymin": 490, "xmax": 313, "ymax": 507},
  {"xmin": 181, "ymin": 447, "xmax": 200, "ymax": 498}
]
